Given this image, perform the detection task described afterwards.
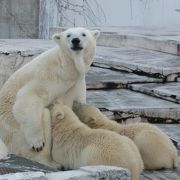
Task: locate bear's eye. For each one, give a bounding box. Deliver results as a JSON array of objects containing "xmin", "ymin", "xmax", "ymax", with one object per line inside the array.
[
  {"xmin": 82, "ymin": 33, "xmax": 86, "ymax": 37},
  {"xmin": 67, "ymin": 34, "xmax": 71, "ymax": 38}
]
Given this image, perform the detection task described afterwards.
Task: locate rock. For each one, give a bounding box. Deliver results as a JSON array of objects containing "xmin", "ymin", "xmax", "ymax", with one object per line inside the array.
[
  {"xmin": 50, "ymin": 26, "xmax": 180, "ymax": 55},
  {"xmin": 0, "ymin": 172, "xmax": 47, "ymax": 180},
  {"xmin": 87, "ymin": 89, "xmax": 180, "ymax": 122},
  {"xmin": 128, "ymin": 82, "xmax": 180, "ymax": 104},
  {"xmin": 0, "ymin": 39, "xmax": 55, "ymax": 88},
  {"xmin": 94, "ymin": 46, "xmax": 180, "ymax": 81},
  {"xmin": 46, "ymin": 166, "xmax": 130, "ymax": 180},
  {"xmin": 86, "ymin": 67, "xmax": 162, "ymax": 90}
]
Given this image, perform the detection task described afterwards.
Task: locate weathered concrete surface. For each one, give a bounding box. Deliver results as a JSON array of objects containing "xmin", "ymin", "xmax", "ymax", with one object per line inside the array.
[
  {"xmin": 140, "ymin": 158, "xmax": 180, "ymax": 180},
  {"xmin": 50, "ymin": 26, "xmax": 180, "ymax": 55},
  {"xmin": 86, "ymin": 67, "xmax": 162, "ymax": 90},
  {"xmin": 0, "ymin": 39, "xmax": 55, "ymax": 88},
  {"xmin": 1, "ymin": 39, "xmax": 179, "ymax": 88},
  {"xmin": 0, "ymin": 155, "xmax": 130, "ymax": 180},
  {"xmin": 156, "ymin": 124, "xmax": 180, "ymax": 148},
  {"xmin": 0, "ymin": 172, "xmax": 47, "ymax": 180},
  {"xmin": 94, "ymin": 46, "xmax": 180, "ymax": 80},
  {"xmin": 0, "ymin": 39, "xmax": 54, "ymax": 54},
  {"xmin": 0, "ymin": 154, "xmax": 56, "ymax": 174},
  {"xmin": 0, "ymin": 0, "xmax": 39, "ymax": 38},
  {"xmin": 87, "ymin": 89, "xmax": 180, "ymax": 123},
  {"xmin": 128, "ymin": 83, "xmax": 180, "ymax": 104},
  {"xmin": 47, "ymin": 166, "xmax": 130, "ymax": 180},
  {"xmin": 80, "ymin": 166, "xmax": 130, "ymax": 180}
]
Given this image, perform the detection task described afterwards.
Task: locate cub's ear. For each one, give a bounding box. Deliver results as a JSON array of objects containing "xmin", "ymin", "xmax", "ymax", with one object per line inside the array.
[
  {"xmin": 52, "ymin": 33, "xmax": 61, "ymax": 43},
  {"xmin": 91, "ymin": 30, "xmax": 100, "ymax": 39},
  {"xmin": 56, "ymin": 111, "xmax": 64, "ymax": 120}
]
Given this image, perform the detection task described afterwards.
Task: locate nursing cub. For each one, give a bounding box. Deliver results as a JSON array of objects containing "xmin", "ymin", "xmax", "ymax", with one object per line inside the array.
[
  {"xmin": 50, "ymin": 103, "xmax": 143, "ymax": 180},
  {"xmin": 73, "ymin": 102, "xmax": 178, "ymax": 170}
]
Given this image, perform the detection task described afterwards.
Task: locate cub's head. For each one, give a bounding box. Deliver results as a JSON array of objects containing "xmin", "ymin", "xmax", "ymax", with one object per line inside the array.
[
  {"xmin": 49, "ymin": 102, "xmax": 78, "ymax": 124},
  {"xmin": 73, "ymin": 101, "xmax": 101, "ymax": 127}
]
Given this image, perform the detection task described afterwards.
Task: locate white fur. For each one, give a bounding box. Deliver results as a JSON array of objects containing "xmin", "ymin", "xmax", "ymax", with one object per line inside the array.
[
  {"xmin": 50, "ymin": 103, "xmax": 143, "ymax": 180},
  {"xmin": 0, "ymin": 27, "xmax": 100, "ymax": 162},
  {"xmin": 0, "ymin": 139, "xmax": 8, "ymax": 159},
  {"xmin": 73, "ymin": 102, "xmax": 178, "ymax": 170}
]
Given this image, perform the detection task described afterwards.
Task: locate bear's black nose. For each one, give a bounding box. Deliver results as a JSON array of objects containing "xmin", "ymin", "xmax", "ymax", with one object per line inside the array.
[{"xmin": 72, "ymin": 38, "xmax": 80, "ymax": 45}]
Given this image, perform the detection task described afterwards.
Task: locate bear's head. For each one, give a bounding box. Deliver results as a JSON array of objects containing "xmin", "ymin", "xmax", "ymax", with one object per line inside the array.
[{"xmin": 52, "ymin": 27, "xmax": 100, "ymax": 74}]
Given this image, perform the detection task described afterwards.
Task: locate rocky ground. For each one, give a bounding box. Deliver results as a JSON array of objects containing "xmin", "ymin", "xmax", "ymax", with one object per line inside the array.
[{"xmin": 0, "ymin": 27, "xmax": 180, "ymax": 179}]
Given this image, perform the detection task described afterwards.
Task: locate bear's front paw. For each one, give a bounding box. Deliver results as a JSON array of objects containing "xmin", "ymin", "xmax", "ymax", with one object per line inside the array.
[
  {"xmin": 30, "ymin": 133, "xmax": 45, "ymax": 152},
  {"xmin": 32, "ymin": 139, "xmax": 45, "ymax": 152},
  {"xmin": 23, "ymin": 125, "xmax": 45, "ymax": 152}
]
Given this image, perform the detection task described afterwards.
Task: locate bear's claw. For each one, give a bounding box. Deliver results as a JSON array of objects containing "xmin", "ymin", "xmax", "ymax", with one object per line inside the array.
[{"xmin": 32, "ymin": 142, "xmax": 45, "ymax": 152}]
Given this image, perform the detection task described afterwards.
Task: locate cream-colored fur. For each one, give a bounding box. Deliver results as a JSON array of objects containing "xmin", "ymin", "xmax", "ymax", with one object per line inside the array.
[
  {"xmin": 0, "ymin": 139, "xmax": 8, "ymax": 159},
  {"xmin": 73, "ymin": 102, "xmax": 178, "ymax": 170},
  {"xmin": 0, "ymin": 27, "xmax": 100, "ymax": 157},
  {"xmin": 1, "ymin": 107, "xmax": 57, "ymax": 167},
  {"xmin": 50, "ymin": 103, "xmax": 143, "ymax": 180}
]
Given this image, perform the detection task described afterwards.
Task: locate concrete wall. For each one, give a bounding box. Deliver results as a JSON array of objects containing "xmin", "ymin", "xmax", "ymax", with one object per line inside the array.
[
  {"xmin": 0, "ymin": 0, "xmax": 39, "ymax": 38},
  {"xmin": 1, "ymin": 0, "xmax": 180, "ymax": 39},
  {"xmin": 96, "ymin": 0, "xmax": 180, "ymax": 27}
]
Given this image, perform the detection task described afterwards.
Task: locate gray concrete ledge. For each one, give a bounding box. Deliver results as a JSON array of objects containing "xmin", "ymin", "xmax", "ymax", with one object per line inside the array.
[
  {"xmin": 50, "ymin": 26, "xmax": 180, "ymax": 55},
  {"xmin": 0, "ymin": 166, "xmax": 130, "ymax": 180}
]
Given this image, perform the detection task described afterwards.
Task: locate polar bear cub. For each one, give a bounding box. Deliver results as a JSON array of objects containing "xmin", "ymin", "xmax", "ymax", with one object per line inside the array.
[
  {"xmin": 0, "ymin": 27, "xmax": 100, "ymax": 154},
  {"xmin": 50, "ymin": 103, "xmax": 143, "ymax": 180},
  {"xmin": 73, "ymin": 102, "xmax": 178, "ymax": 170}
]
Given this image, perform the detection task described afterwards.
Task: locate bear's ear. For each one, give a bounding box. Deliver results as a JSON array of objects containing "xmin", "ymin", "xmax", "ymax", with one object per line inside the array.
[
  {"xmin": 52, "ymin": 33, "xmax": 61, "ymax": 43},
  {"xmin": 91, "ymin": 30, "xmax": 100, "ymax": 39}
]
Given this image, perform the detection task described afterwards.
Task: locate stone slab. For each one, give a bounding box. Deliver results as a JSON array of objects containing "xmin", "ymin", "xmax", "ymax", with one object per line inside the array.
[
  {"xmin": 0, "ymin": 0, "xmax": 39, "ymax": 39},
  {"xmin": 80, "ymin": 166, "xmax": 130, "ymax": 180},
  {"xmin": 0, "ymin": 154, "xmax": 56, "ymax": 174},
  {"xmin": 156, "ymin": 124, "xmax": 180, "ymax": 149},
  {"xmin": 0, "ymin": 39, "xmax": 179, "ymax": 88},
  {"xmin": 128, "ymin": 83, "xmax": 180, "ymax": 104},
  {"xmin": 50, "ymin": 26, "xmax": 180, "ymax": 55},
  {"xmin": 94, "ymin": 46, "xmax": 180, "ymax": 80},
  {"xmin": 47, "ymin": 166, "xmax": 130, "ymax": 180},
  {"xmin": 0, "ymin": 39, "xmax": 55, "ymax": 89},
  {"xmin": 87, "ymin": 89, "xmax": 180, "ymax": 122},
  {"xmin": 0, "ymin": 172, "xmax": 47, "ymax": 180},
  {"xmin": 86, "ymin": 67, "xmax": 162, "ymax": 89},
  {"xmin": 140, "ymin": 157, "xmax": 180, "ymax": 180},
  {"xmin": 46, "ymin": 170, "xmax": 91, "ymax": 180},
  {"xmin": 0, "ymin": 39, "xmax": 55, "ymax": 55}
]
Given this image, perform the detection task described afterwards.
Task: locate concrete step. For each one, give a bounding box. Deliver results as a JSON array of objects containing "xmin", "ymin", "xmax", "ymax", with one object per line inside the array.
[
  {"xmin": 0, "ymin": 154, "xmax": 130, "ymax": 180},
  {"xmin": 50, "ymin": 26, "xmax": 180, "ymax": 55},
  {"xmin": 128, "ymin": 82, "xmax": 180, "ymax": 104},
  {"xmin": 94, "ymin": 46, "xmax": 180, "ymax": 81},
  {"xmin": 86, "ymin": 67, "xmax": 162, "ymax": 90},
  {"xmin": 157, "ymin": 124, "xmax": 180, "ymax": 148},
  {"xmin": 87, "ymin": 89, "xmax": 180, "ymax": 123},
  {"xmin": 0, "ymin": 39, "xmax": 54, "ymax": 88}
]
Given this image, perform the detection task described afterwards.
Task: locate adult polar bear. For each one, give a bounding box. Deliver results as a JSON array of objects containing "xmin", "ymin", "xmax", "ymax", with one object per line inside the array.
[{"xmin": 0, "ymin": 27, "xmax": 100, "ymax": 160}]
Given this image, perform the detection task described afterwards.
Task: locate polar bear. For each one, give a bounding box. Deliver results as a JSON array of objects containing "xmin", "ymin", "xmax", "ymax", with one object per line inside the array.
[
  {"xmin": 73, "ymin": 102, "xmax": 178, "ymax": 170},
  {"xmin": 50, "ymin": 102, "xmax": 143, "ymax": 180},
  {"xmin": 0, "ymin": 27, "xmax": 100, "ymax": 157},
  {"xmin": 0, "ymin": 107, "xmax": 58, "ymax": 167}
]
